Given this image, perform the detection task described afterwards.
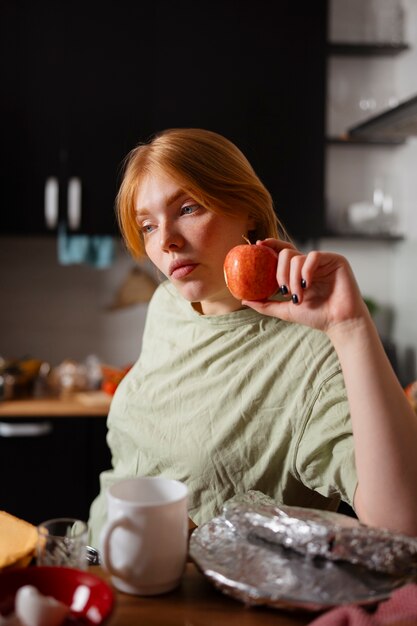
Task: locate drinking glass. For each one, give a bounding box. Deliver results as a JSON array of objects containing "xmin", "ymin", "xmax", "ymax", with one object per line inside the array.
[{"xmin": 37, "ymin": 517, "xmax": 88, "ymax": 570}]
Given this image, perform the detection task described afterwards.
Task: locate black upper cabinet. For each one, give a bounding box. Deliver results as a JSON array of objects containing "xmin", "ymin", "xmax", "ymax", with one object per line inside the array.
[
  {"xmin": 0, "ymin": 1, "xmax": 327, "ymax": 239},
  {"xmin": 148, "ymin": 0, "xmax": 328, "ymax": 242},
  {"xmin": 1, "ymin": 1, "xmax": 154, "ymax": 235}
]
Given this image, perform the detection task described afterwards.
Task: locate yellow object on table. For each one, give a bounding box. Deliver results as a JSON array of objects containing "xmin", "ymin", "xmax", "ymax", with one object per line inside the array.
[{"xmin": 0, "ymin": 511, "xmax": 37, "ymax": 570}]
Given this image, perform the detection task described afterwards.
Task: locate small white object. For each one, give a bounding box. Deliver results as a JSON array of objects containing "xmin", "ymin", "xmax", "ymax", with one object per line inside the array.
[
  {"xmin": 44, "ymin": 178, "xmax": 59, "ymax": 229},
  {"xmin": 347, "ymin": 202, "xmax": 379, "ymax": 226},
  {"xmin": 67, "ymin": 177, "xmax": 82, "ymax": 230},
  {"xmin": 373, "ymin": 187, "xmax": 384, "ymax": 209},
  {"xmin": 15, "ymin": 585, "xmax": 69, "ymax": 626},
  {"xmin": 0, "ymin": 421, "xmax": 52, "ymax": 438},
  {"xmin": 382, "ymin": 194, "xmax": 394, "ymax": 214}
]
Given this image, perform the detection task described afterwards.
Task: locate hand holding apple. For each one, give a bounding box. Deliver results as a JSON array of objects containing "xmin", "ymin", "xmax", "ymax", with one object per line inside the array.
[
  {"xmin": 237, "ymin": 242, "xmax": 371, "ymax": 335},
  {"xmin": 224, "ymin": 242, "xmax": 278, "ymax": 300}
]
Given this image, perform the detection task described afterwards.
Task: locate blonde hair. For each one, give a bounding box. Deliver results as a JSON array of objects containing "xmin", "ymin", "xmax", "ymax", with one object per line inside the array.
[{"xmin": 116, "ymin": 128, "xmax": 289, "ymax": 259}]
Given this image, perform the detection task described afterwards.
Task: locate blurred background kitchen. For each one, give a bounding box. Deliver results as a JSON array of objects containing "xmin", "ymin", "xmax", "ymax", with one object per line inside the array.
[{"xmin": 1, "ymin": 0, "xmax": 416, "ymax": 395}]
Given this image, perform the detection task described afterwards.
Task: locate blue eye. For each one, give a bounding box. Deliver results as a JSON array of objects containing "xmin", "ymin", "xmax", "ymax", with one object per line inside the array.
[
  {"xmin": 181, "ymin": 204, "xmax": 199, "ymax": 215},
  {"xmin": 142, "ymin": 224, "xmax": 156, "ymax": 234}
]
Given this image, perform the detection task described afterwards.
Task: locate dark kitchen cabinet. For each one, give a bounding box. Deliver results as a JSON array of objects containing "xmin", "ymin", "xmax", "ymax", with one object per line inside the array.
[
  {"xmin": 0, "ymin": 1, "xmax": 153, "ymax": 236},
  {"xmin": 0, "ymin": 416, "xmax": 111, "ymax": 526},
  {"xmin": 1, "ymin": 1, "xmax": 327, "ymax": 241}
]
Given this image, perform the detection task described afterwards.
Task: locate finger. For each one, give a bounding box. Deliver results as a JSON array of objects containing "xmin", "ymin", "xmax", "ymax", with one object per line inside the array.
[
  {"xmin": 257, "ymin": 238, "xmax": 296, "ymax": 254},
  {"xmin": 301, "ymin": 250, "xmax": 330, "ymax": 287},
  {"xmin": 289, "ymin": 254, "xmax": 306, "ymax": 304},
  {"xmin": 275, "ymin": 247, "xmax": 301, "ymax": 295}
]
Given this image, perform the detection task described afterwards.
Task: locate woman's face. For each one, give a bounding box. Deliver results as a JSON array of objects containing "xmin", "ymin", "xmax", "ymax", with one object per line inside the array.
[{"xmin": 135, "ymin": 171, "xmax": 254, "ymax": 315}]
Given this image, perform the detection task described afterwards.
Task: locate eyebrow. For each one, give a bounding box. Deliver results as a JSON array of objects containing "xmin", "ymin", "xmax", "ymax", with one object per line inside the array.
[{"xmin": 135, "ymin": 189, "xmax": 187, "ymax": 218}]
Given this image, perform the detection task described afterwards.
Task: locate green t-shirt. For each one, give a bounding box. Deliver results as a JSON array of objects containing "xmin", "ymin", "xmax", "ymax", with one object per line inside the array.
[{"xmin": 89, "ymin": 281, "xmax": 357, "ymax": 547}]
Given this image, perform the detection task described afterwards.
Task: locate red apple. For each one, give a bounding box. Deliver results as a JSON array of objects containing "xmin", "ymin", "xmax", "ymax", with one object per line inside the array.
[{"xmin": 224, "ymin": 243, "xmax": 278, "ymax": 300}]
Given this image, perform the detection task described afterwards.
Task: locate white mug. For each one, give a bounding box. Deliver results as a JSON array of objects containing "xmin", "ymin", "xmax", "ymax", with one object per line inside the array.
[{"xmin": 100, "ymin": 476, "xmax": 188, "ymax": 595}]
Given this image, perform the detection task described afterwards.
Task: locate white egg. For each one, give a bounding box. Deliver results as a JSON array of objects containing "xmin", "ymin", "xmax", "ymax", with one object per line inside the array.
[{"xmin": 15, "ymin": 585, "xmax": 69, "ymax": 626}]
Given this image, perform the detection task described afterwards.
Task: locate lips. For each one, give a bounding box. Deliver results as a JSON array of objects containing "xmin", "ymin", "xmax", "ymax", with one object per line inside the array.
[{"xmin": 168, "ymin": 259, "xmax": 198, "ymax": 279}]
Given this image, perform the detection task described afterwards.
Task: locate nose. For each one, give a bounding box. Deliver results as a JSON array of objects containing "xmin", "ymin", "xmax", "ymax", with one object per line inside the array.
[{"xmin": 159, "ymin": 221, "xmax": 184, "ymax": 252}]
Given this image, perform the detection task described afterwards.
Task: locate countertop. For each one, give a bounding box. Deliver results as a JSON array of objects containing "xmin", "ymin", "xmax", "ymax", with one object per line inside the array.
[
  {"xmin": 92, "ymin": 563, "xmax": 310, "ymax": 626},
  {"xmin": 0, "ymin": 392, "xmax": 111, "ymax": 418}
]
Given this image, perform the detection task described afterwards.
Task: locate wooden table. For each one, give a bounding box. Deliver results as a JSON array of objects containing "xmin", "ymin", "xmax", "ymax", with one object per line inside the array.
[{"xmin": 91, "ymin": 563, "xmax": 312, "ymax": 626}]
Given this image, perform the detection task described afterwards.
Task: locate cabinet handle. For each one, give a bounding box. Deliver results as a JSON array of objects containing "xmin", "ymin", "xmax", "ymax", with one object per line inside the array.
[
  {"xmin": 44, "ymin": 177, "xmax": 59, "ymax": 229},
  {"xmin": 0, "ymin": 421, "xmax": 53, "ymax": 438},
  {"xmin": 67, "ymin": 177, "xmax": 82, "ymax": 230}
]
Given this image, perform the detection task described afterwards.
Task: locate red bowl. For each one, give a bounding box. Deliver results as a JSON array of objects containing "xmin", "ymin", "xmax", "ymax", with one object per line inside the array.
[{"xmin": 0, "ymin": 566, "xmax": 114, "ymax": 625}]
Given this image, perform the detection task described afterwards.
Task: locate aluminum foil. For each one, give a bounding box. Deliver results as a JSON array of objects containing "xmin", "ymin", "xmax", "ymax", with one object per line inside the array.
[{"xmin": 189, "ymin": 493, "xmax": 417, "ymax": 611}]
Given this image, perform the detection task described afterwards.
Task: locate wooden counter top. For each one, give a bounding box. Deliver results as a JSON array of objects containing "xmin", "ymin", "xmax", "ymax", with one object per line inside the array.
[
  {"xmin": 0, "ymin": 392, "xmax": 111, "ymax": 418},
  {"xmin": 91, "ymin": 563, "xmax": 311, "ymax": 626}
]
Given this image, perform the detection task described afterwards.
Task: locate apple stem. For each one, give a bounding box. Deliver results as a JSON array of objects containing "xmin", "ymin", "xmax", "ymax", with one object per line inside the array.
[{"xmin": 242, "ymin": 235, "xmax": 251, "ymax": 245}]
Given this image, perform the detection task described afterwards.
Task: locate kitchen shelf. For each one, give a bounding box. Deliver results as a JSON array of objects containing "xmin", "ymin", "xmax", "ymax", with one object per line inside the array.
[
  {"xmin": 327, "ymin": 42, "xmax": 410, "ymax": 56},
  {"xmin": 326, "ymin": 135, "xmax": 405, "ymax": 146},
  {"xmin": 348, "ymin": 93, "xmax": 417, "ymax": 141},
  {"xmin": 321, "ymin": 230, "xmax": 404, "ymax": 242},
  {"xmin": 325, "ymin": 41, "xmax": 411, "ymax": 243},
  {"xmin": 327, "ymin": 40, "xmax": 416, "ymax": 142}
]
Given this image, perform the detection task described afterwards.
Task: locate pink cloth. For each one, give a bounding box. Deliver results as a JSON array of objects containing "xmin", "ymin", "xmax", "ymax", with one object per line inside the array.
[{"xmin": 308, "ymin": 584, "xmax": 417, "ymax": 626}]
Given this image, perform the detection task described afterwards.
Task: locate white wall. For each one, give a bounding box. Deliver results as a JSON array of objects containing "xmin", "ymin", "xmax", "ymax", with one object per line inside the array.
[
  {"xmin": 0, "ymin": 237, "xmax": 150, "ymax": 368},
  {"xmin": 325, "ymin": 0, "xmax": 417, "ymax": 383}
]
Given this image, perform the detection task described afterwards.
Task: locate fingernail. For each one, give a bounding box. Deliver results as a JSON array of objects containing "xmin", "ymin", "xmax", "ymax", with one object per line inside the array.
[
  {"xmin": 301, "ymin": 279, "xmax": 307, "ymax": 289},
  {"xmin": 292, "ymin": 294, "xmax": 299, "ymax": 304},
  {"xmin": 280, "ymin": 285, "xmax": 288, "ymax": 295}
]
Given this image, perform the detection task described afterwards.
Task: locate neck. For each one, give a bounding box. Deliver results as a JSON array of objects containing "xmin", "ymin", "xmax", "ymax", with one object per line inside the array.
[{"xmin": 193, "ymin": 300, "xmax": 247, "ymax": 316}]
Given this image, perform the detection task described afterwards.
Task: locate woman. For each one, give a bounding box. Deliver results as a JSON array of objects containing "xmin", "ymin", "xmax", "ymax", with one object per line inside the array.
[{"xmin": 89, "ymin": 128, "xmax": 417, "ymax": 546}]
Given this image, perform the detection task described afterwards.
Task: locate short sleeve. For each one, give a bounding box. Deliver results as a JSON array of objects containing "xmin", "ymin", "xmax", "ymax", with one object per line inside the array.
[{"xmin": 294, "ymin": 369, "xmax": 357, "ymax": 507}]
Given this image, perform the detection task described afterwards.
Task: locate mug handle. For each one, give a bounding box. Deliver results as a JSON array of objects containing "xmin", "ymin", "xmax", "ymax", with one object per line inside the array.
[{"xmin": 100, "ymin": 513, "xmax": 136, "ymax": 581}]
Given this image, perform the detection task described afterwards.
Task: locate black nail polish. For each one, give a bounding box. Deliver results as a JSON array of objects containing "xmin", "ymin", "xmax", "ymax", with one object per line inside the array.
[
  {"xmin": 280, "ymin": 285, "xmax": 288, "ymax": 295},
  {"xmin": 301, "ymin": 279, "xmax": 307, "ymax": 289},
  {"xmin": 292, "ymin": 294, "xmax": 299, "ymax": 304}
]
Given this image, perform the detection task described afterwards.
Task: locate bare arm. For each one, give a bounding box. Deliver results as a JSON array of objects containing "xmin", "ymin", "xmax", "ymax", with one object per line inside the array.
[
  {"xmin": 328, "ymin": 313, "xmax": 417, "ymax": 535},
  {"xmin": 244, "ymin": 240, "xmax": 417, "ymax": 536}
]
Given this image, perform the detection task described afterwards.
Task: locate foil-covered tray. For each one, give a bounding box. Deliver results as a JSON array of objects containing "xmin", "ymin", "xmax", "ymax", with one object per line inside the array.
[{"xmin": 189, "ymin": 494, "xmax": 417, "ymax": 611}]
